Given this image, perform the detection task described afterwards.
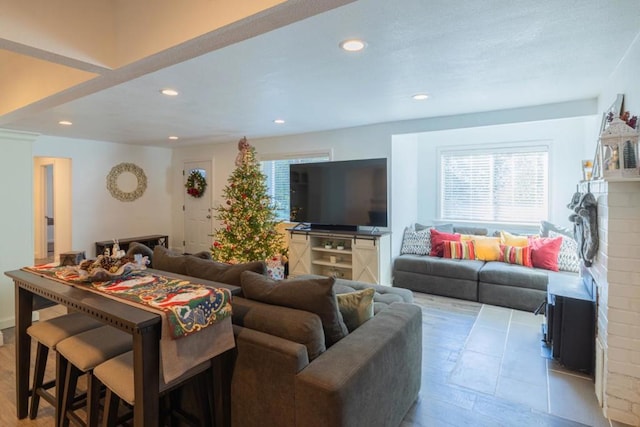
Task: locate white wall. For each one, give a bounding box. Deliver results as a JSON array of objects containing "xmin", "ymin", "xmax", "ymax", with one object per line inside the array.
[
  {"xmin": 390, "ymin": 134, "xmax": 418, "ymax": 257},
  {"xmin": 413, "ymin": 116, "xmax": 597, "ymax": 231},
  {"xmin": 0, "ymin": 130, "xmax": 37, "ymax": 330},
  {"xmin": 32, "ymin": 136, "xmax": 173, "ymax": 257},
  {"xmin": 171, "ymin": 101, "xmax": 598, "ymax": 257}
]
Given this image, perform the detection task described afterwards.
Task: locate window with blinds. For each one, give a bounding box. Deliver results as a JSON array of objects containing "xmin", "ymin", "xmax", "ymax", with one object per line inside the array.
[
  {"xmin": 439, "ymin": 147, "xmax": 549, "ymax": 224},
  {"xmin": 260, "ymin": 154, "xmax": 330, "ymax": 221}
]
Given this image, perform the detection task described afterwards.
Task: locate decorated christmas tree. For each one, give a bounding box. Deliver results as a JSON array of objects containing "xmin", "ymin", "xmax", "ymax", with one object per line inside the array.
[{"xmin": 211, "ymin": 137, "xmax": 285, "ymax": 264}]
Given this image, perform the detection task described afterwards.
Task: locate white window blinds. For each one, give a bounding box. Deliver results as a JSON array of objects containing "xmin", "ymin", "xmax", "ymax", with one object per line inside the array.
[{"xmin": 440, "ymin": 147, "xmax": 549, "ymax": 224}]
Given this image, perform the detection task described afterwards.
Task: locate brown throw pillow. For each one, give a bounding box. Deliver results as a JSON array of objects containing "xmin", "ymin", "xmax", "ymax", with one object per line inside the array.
[
  {"xmin": 186, "ymin": 257, "xmax": 266, "ymax": 286},
  {"xmin": 240, "ymin": 271, "xmax": 348, "ymax": 346}
]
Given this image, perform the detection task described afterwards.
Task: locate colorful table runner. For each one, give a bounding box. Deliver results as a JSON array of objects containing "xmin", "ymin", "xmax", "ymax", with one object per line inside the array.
[{"xmin": 24, "ymin": 264, "xmax": 232, "ymax": 339}]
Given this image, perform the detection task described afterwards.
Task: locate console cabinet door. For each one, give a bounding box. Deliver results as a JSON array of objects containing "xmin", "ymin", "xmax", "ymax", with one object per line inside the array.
[
  {"xmin": 352, "ymin": 238, "xmax": 379, "ymax": 284},
  {"xmin": 288, "ymin": 233, "xmax": 311, "ymax": 277}
]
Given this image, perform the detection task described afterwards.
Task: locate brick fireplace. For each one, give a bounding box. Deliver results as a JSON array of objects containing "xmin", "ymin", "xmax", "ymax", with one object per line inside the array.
[{"xmin": 584, "ymin": 179, "xmax": 640, "ymax": 425}]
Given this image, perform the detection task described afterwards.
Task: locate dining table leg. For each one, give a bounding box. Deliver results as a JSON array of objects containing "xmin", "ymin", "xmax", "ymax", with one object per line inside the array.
[
  {"xmin": 133, "ymin": 325, "xmax": 160, "ymax": 427},
  {"xmin": 15, "ymin": 284, "xmax": 33, "ymax": 419}
]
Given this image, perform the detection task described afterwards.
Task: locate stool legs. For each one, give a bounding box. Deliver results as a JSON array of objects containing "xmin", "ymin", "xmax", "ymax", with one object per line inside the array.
[{"xmin": 29, "ymin": 342, "xmax": 49, "ymax": 419}]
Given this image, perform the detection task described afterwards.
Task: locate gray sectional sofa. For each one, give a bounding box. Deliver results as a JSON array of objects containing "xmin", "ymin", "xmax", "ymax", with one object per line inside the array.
[
  {"xmin": 139, "ymin": 244, "xmax": 422, "ymax": 427},
  {"xmin": 393, "ymin": 223, "xmax": 582, "ymax": 312}
]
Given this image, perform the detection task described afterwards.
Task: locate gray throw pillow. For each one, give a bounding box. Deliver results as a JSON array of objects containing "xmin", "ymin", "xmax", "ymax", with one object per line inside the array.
[
  {"xmin": 186, "ymin": 257, "xmax": 266, "ymax": 286},
  {"xmin": 152, "ymin": 245, "xmax": 188, "ymax": 274},
  {"xmin": 540, "ymin": 220, "xmax": 574, "ymax": 239},
  {"xmin": 240, "ymin": 271, "xmax": 348, "ymax": 346}
]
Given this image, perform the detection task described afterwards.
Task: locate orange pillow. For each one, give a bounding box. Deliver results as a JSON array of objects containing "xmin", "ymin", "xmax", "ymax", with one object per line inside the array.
[
  {"xmin": 471, "ymin": 237, "xmax": 501, "ymax": 261},
  {"xmin": 443, "ymin": 240, "xmax": 476, "ymax": 260},
  {"xmin": 429, "ymin": 229, "xmax": 460, "ymax": 257},
  {"xmin": 501, "ymin": 245, "xmax": 533, "ymax": 267}
]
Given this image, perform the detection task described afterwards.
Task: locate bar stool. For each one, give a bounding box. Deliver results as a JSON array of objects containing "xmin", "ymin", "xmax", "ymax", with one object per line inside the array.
[
  {"xmin": 27, "ymin": 312, "xmax": 104, "ymax": 419},
  {"xmin": 56, "ymin": 325, "xmax": 133, "ymax": 427},
  {"xmin": 94, "ymin": 351, "xmax": 213, "ymax": 427}
]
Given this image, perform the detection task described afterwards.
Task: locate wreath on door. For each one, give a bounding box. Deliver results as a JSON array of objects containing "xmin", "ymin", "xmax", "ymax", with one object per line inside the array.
[{"xmin": 185, "ymin": 170, "xmax": 207, "ymax": 198}]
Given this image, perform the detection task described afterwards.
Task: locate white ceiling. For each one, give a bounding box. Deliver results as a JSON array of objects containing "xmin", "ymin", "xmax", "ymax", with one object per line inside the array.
[{"xmin": 2, "ymin": 0, "xmax": 640, "ymax": 147}]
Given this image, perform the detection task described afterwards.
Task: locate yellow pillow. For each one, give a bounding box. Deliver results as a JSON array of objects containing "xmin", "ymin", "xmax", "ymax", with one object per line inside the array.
[
  {"xmin": 471, "ymin": 237, "xmax": 501, "ymax": 261},
  {"xmin": 500, "ymin": 231, "xmax": 529, "ymax": 248},
  {"xmin": 459, "ymin": 234, "xmax": 474, "ymax": 241}
]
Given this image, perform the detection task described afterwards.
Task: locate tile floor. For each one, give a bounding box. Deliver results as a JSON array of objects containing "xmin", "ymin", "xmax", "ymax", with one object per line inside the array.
[{"xmin": 402, "ymin": 293, "xmax": 615, "ymax": 427}]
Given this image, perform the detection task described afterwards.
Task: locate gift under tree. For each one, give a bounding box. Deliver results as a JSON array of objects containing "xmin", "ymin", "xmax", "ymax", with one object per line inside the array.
[{"xmin": 211, "ymin": 137, "xmax": 286, "ymax": 266}]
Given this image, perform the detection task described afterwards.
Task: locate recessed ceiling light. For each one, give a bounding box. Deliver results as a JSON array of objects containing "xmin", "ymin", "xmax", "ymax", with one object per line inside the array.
[
  {"xmin": 168, "ymin": 136, "xmax": 179, "ymax": 140},
  {"xmin": 274, "ymin": 119, "xmax": 285, "ymax": 124},
  {"xmin": 58, "ymin": 120, "xmax": 73, "ymax": 126},
  {"xmin": 412, "ymin": 94, "xmax": 429, "ymax": 101},
  {"xmin": 339, "ymin": 39, "xmax": 366, "ymax": 52},
  {"xmin": 161, "ymin": 88, "xmax": 179, "ymax": 96}
]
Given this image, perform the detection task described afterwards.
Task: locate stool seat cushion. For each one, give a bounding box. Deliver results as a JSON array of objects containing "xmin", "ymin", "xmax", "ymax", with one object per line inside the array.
[
  {"xmin": 94, "ymin": 351, "xmax": 211, "ymax": 405},
  {"xmin": 27, "ymin": 312, "xmax": 103, "ymax": 349},
  {"xmin": 56, "ymin": 325, "xmax": 132, "ymax": 371}
]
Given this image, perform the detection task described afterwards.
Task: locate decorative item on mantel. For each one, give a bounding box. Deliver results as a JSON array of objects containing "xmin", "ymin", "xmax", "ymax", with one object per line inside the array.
[{"xmin": 599, "ymin": 117, "xmax": 639, "ymax": 178}]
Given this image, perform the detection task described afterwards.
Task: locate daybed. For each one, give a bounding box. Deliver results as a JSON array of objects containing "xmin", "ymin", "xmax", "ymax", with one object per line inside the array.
[
  {"xmin": 136, "ymin": 245, "xmax": 422, "ymax": 427},
  {"xmin": 393, "ymin": 222, "xmax": 582, "ymax": 312}
]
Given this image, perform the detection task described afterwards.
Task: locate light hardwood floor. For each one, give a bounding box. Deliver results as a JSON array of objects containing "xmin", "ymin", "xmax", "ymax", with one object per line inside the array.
[{"xmin": 0, "ymin": 292, "xmax": 609, "ymax": 426}]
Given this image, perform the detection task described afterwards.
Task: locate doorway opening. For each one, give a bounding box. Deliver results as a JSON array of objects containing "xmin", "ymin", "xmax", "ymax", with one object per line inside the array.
[{"xmin": 34, "ymin": 157, "xmax": 72, "ymax": 265}]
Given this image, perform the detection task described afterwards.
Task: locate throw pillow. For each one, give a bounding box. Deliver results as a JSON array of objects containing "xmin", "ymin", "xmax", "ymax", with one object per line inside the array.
[
  {"xmin": 400, "ymin": 227, "xmax": 431, "ymax": 255},
  {"xmin": 336, "ymin": 288, "xmax": 375, "ymax": 333},
  {"xmin": 152, "ymin": 245, "xmax": 189, "ymax": 274},
  {"xmin": 186, "ymin": 256, "xmax": 266, "ymax": 286},
  {"xmin": 429, "ymin": 229, "xmax": 461, "ymax": 257},
  {"xmin": 443, "ymin": 240, "xmax": 476, "ymax": 260},
  {"xmin": 471, "ymin": 236, "xmax": 501, "ymax": 261},
  {"xmin": 416, "ymin": 223, "xmax": 453, "ymax": 233},
  {"xmin": 240, "ymin": 271, "xmax": 348, "ymax": 346},
  {"xmin": 540, "ymin": 220, "xmax": 574, "ymax": 239},
  {"xmin": 528, "ymin": 236, "xmax": 563, "ymax": 271},
  {"xmin": 501, "ymin": 245, "xmax": 533, "ymax": 267},
  {"xmin": 500, "ymin": 230, "xmax": 529, "ymax": 247},
  {"xmin": 549, "ymin": 230, "xmax": 580, "ymax": 273}
]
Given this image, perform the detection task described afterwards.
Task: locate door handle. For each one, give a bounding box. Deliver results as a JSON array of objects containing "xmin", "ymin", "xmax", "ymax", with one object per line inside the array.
[{"xmin": 206, "ymin": 215, "xmax": 211, "ymax": 219}]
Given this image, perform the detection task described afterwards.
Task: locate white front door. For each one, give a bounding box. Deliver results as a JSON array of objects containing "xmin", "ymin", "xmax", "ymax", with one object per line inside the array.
[{"xmin": 184, "ymin": 160, "xmax": 213, "ymax": 254}]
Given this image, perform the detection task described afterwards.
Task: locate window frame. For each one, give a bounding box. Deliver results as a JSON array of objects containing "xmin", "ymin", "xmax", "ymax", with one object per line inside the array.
[{"xmin": 436, "ymin": 141, "xmax": 550, "ymax": 227}]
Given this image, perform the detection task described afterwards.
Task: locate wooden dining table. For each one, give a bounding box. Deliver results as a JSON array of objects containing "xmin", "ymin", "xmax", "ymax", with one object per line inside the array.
[{"xmin": 6, "ymin": 268, "xmax": 240, "ymax": 427}]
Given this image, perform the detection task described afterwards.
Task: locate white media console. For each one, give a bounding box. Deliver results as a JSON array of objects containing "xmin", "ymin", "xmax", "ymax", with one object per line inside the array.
[{"xmin": 287, "ymin": 229, "xmax": 391, "ymax": 285}]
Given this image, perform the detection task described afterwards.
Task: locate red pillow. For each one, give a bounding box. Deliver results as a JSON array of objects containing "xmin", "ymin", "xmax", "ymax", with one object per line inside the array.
[
  {"xmin": 430, "ymin": 229, "xmax": 461, "ymax": 257},
  {"xmin": 528, "ymin": 236, "xmax": 562, "ymax": 271}
]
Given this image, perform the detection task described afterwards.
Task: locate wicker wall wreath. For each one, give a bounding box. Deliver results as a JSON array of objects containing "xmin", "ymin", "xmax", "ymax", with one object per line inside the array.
[{"xmin": 106, "ymin": 163, "xmax": 147, "ymax": 202}]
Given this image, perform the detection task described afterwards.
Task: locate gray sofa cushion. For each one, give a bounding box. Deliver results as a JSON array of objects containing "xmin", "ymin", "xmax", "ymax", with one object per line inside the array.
[
  {"xmin": 300, "ymin": 275, "xmax": 413, "ymax": 314},
  {"xmin": 153, "ymin": 245, "xmax": 189, "ymax": 274},
  {"xmin": 241, "ymin": 272, "xmax": 348, "ymax": 346},
  {"xmin": 185, "ymin": 256, "xmax": 265, "ymax": 287},
  {"xmin": 453, "ymin": 226, "xmax": 489, "ymax": 236},
  {"xmin": 394, "ymin": 255, "xmax": 484, "ymax": 281},
  {"xmin": 232, "ymin": 296, "xmax": 326, "ymax": 360},
  {"xmin": 478, "ymin": 262, "xmax": 548, "ymax": 291}
]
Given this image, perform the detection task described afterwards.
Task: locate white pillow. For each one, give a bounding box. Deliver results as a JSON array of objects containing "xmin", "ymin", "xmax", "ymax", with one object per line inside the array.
[
  {"xmin": 400, "ymin": 227, "xmax": 431, "ymax": 255},
  {"xmin": 550, "ymin": 230, "xmax": 580, "ymax": 273}
]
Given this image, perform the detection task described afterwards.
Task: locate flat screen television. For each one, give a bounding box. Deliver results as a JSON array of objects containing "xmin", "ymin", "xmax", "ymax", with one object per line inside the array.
[{"xmin": 289, "ymin": 158, "xmax": 388, "ymax": 230}]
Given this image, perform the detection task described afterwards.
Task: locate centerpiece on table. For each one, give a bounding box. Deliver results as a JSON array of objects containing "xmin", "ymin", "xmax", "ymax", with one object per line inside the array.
[{"xmin": 57, "ymin": 241, "xmax": 148, "ymax": 282}]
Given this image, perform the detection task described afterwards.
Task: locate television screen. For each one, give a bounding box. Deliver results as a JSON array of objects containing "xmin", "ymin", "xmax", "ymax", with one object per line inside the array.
[{"xmin": 289, "ymin": 158, "xmax": 388, "ymax": 229}]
